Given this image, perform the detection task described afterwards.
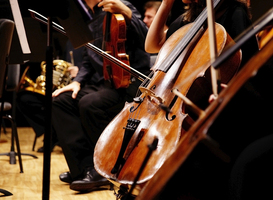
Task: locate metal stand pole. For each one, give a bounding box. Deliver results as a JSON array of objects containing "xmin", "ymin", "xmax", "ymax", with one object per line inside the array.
[{"xmin": 42, "ymin": 16, "xmax": 53, "ymax": 200}]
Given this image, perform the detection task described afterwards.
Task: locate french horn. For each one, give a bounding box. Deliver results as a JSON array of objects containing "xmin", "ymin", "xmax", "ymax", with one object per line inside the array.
[{"xmin": 18, "ymin": 60, "xmax": 72, "ymax": 96}]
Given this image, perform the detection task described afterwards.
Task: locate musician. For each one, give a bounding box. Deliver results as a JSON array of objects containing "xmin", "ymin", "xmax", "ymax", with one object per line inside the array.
[
  {"xmin": 51, "ymin": 0, "xmax": 150, "ymax": 192},
  {"xmin": 143, "ymin": 1, "xmax": 169, "ymax": 68},
  {"xmin": 143, "ymin": 1, "xmax": 169, "ymax": 30},
  {"xmin": 144, "ymin": 0, "xmax": 269, "ymax": 199},
  {"xmin": 145, "ymin": 0, "xmax": 258, "ymax": 68},
  {"xmin": 16, "ymin": 40, "xmax": 83, "ymax": 152}
]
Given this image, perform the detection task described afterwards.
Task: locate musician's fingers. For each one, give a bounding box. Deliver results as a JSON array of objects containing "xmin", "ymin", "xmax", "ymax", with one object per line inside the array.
[
  {"xmin": 72, "ymin": 90, "xmax": 78, "ymax": 99},
  {"xmin": 52, "ymin": 88, "xmax": 62, "ymax": 97}
]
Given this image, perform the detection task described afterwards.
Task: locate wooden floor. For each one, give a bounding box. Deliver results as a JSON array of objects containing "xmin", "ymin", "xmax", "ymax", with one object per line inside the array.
[{"xmin": 0, "ymin": 127, "xmax": 117, "ymax": 200}]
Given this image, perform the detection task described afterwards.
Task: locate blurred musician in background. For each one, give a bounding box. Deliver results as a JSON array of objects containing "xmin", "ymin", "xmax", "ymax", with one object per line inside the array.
[
  {"xmin": 16, "ymin": 40, "xmax": 84, "ymax": 152},
  {"xmin": 143, "ymin": 1, "xmax": 169, "ymax": 67},
  {"xmin": 143, "ymin": 1, "xmax": 168, "ymax": 30}
]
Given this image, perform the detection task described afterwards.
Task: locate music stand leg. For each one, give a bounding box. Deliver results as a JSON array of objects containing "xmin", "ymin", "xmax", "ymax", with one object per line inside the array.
[{"xmin": 0, "ymin": 115, "xmax": 38, "ymax": 173}]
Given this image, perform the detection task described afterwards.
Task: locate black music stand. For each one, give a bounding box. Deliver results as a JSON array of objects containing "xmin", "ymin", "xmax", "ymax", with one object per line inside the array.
[
  {"xmin": 56, "ymin": 0, "xmax": 93, "ymax": 48},
  {"xmin": 0, "ymin": 188, "xmax": 12, "ymax": 197}
]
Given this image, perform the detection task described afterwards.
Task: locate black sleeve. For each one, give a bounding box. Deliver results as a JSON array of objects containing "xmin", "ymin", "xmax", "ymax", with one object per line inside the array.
[
  {"xmin": 166, "ymin": 15, "xmax": 185, "ymax": 40},
  {"xmin": 218, "ymin": 5, "xmax": 259, "ymax": 67},
  {"xmin": 122, "ymin": 0, "xmax": 148, "ymax": 49},
  {"xmin": 73, "ymin": 47, "xmax": 95, "ymax": 85}
]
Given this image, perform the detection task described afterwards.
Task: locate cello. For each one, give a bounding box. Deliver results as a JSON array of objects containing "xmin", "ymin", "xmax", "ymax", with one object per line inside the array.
[
  {"xmin": 135, "ymin": 7, "xmax": 273, "ymax": 200},
  {"xmin": 94, "ymin": 0, "xmax": 241, "ymax": 196}
]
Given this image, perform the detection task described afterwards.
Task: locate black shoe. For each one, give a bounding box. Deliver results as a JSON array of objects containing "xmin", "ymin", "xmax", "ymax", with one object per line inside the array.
[
  {"xmin": 59, "ymin": 171, "xmax": 73, "ymax": 184},
  {"xmin": 37, "ymin": 142, "xmax": 59, "ymax": 153},
  {"xmin": 37, "ymin": 146, "xmax": 45, "ymax": 152},
  {"xmin": 70, "ymin": 167, "xmax": 111, "ymax": 192}
]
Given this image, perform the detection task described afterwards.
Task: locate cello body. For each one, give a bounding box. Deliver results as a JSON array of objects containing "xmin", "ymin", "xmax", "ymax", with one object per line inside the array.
[
  {"xmin": 136, "ymin": 29, "xmax": 273, "ymax": 200},
  {"xmin": 94, "ymin": 22, "xmax": 241, "ymax": 193}
]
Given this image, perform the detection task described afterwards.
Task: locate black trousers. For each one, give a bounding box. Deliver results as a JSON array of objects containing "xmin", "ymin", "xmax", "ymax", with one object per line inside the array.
[
  {"xmin": 17, "ymin": 92, "xmax": 46, "ymax": 137},
  {"xmin": 16, "ymin": 91, "xmax": 59, "ymax": 144},
  {"xmin": 52, "ymin": 81, "xmax": 127, "ymax": 179}
]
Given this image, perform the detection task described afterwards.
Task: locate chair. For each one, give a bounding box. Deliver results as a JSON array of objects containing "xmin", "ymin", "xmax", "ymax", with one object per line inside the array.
[
  {"xmin": 0, "ymin": 18, "xmax": 15, "ymax": 197},
  {"xmin": 0, "ymin": 19, "xmax": 25, "ymax": 171},
  {"xmin": 0, "ymin": 19, "xmax": 38, "ymax": 174},
  {"xmin": 1, "ymin": 64, "xmax": 21, "ymax": 134}
]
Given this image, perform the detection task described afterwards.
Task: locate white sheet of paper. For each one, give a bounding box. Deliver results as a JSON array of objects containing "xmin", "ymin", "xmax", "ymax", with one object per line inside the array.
[{"xmin": 9, "ymin": 0, "xmax": 31, "ymax": 54}]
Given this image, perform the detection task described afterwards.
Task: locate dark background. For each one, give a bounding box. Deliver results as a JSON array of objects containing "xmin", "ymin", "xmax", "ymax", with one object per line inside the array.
[
  {"xmin": 1, "ymin": 0, "xmax": 272, "ymax": 64},
  {"xmin": 0, "ymin": 0, "xmax": 273, "ymax": 127}
]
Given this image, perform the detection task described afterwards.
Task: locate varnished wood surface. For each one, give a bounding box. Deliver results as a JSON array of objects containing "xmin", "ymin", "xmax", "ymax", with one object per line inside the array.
[{"xmin": 0, "ymin": 127, "xmax": 117, "ymax": 200}]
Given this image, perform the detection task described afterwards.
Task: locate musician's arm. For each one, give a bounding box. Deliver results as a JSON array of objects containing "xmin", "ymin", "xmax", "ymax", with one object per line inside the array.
[
  {"xmin": 98, "ymin": 0, "xmax": 131, "ymax": 23},
  {"xmin": 73, "ymin": 48, "xmax": 95, "ymax": 86},
  {"xmin": 99, "ymin": 0, "xmax": 148, "ymax": 50},
  {"xmin": 52, "ymin": 48, "xmax": 95, "ymax": 98},
  {"xmin": 145, "ymin": 0, "xmax": 174, "ymax": 53},
  {"xmin": 125, "ymin": 3, "xmax": 148, "ymax": 50}
]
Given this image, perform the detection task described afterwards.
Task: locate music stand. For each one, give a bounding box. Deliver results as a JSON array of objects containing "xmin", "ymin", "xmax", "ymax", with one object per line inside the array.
[{"xmin": 57, "ymin": 0, "xmax": 93, "ymax": 48}]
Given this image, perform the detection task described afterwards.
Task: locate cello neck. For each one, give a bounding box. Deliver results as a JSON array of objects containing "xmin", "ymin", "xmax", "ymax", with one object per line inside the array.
[
  {"xmin": 156, "ymin": 0, "xmax": 221, "ymax": 73},
  {"xmin": 102, "ymin": 12, "xmax": 112, "ymax": 50}
]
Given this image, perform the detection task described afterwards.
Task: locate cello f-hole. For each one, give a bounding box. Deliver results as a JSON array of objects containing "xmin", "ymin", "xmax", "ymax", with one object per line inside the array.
[{"xmin": 165, "ymin": 96, "xmax": 178, "ymax": 121}]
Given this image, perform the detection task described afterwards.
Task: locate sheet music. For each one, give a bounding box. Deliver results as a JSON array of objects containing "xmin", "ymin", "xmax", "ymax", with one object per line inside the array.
[{"xmin": 9, "ymin": 0, "xmax": 31, "ymax": 54}]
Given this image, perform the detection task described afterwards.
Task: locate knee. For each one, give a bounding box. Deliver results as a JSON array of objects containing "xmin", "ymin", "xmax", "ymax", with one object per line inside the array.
[
  {"xmin": 52, "ymin": 95, "xmax": 61, "ymax": 109},
  {"xmin": 78, "ymin": 97, "xmax": 94, "ymax": 115},
  {"xmin": 52, "ymin": 92, "xmax": 73, "ymax": 110}
]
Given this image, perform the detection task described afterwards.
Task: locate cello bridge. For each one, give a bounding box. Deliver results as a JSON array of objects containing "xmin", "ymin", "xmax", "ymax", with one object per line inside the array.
[{"xmin": 139, "ymin": 86, "xmax": 164, "ymax": 104}]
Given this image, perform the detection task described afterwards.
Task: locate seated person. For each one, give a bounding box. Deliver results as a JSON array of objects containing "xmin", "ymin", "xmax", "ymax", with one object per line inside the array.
[
  {"xmin": 51, "ymin": 0, "xmax": 151, "ymax": 192},
  {"xmin": 16, "ymin": 40, "xmax": 84, "ymax": 152}
]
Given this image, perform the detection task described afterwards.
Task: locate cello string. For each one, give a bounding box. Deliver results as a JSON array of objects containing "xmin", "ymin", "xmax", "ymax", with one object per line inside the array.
[{"xmin": 135, "ymin": 70, "xmax": 155, "ymax": 97}]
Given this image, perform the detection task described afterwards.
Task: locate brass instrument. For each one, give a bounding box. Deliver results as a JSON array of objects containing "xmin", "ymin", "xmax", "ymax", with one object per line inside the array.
[{"xmin": 18, "ymin": 60, "xmax": 72, "ymax": 95}]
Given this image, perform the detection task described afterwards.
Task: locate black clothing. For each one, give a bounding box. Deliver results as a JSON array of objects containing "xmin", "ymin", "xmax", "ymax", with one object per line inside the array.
[
  {"xmin": 74, "ymin": 2, "xmax": 150, "ymax": 86},
  {"xmin": 17, "ymin": 92, "xmax": 46, "ymax": 138},
  {"xmin": 63, "ymin": 41, "xmax": 85, "ymax": 70},
  {"xmin": 52, "ymin": 1, "xmax": 150, "ymax": 180},
  {"xmin": 16, "ymin": 41, "xmax": 84, "ymax": 145},
  {"xmin": 216, "ymin": 3, "xmax": 259, "ymax": 67}
]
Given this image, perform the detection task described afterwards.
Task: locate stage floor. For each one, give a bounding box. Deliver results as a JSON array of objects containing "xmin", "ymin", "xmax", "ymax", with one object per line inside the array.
[{"xmin": 0, "ymin": 127, "xmax": 116, "ymax": 200}]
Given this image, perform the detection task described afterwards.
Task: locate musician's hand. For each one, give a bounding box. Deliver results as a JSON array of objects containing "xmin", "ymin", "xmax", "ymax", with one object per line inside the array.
[
  {"xmin": 52, "ymin": 81, "xmax": 81, "ymax": 99},
  {"xmin": 98, "ymin": 0, "xmax": 132, "ymax": 23},
  {"xmin": 67, "ymin": 66, "xmax": 79, "ymax": 78},
  {"xmin": 208, "ymin": 83, "xmax": 227, "ymax": 103}
]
